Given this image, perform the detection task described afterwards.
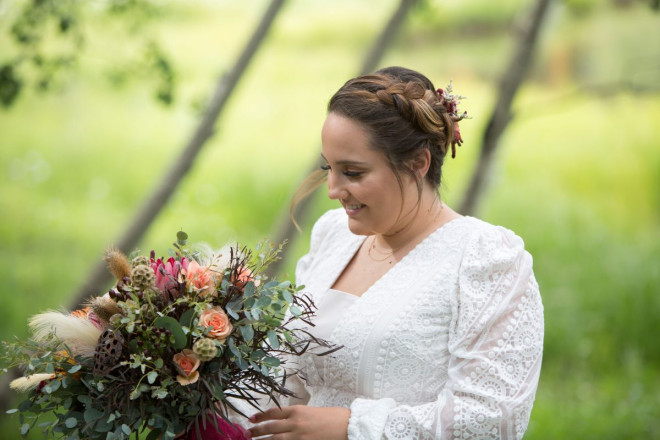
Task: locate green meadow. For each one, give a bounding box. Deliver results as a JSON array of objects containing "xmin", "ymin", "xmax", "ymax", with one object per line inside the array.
[{"xmin": 1, "ymin": 0, "xmax": 659, "ymax": 438}]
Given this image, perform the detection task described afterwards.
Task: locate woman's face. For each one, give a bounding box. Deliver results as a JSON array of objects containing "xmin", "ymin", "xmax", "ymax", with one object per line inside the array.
[{"xmin": 321, "ymin": 112, "xmax": 419, "ymax": 236}]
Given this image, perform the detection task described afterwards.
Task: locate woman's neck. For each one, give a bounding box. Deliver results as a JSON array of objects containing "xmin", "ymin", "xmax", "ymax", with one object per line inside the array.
[{"xmin": 374, "ymin": 192, "xmax": 460, "ymax": 253}]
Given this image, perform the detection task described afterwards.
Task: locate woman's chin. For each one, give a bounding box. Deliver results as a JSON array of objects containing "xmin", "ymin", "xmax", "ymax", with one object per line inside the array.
[{"xmin": 346, "ymin": 218, "xmax": 372, "ymax": 236}]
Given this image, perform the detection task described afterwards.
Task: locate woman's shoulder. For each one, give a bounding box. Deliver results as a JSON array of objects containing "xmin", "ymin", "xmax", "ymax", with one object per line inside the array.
[{"xmin": 453, "ymin": 216, "xmax": 532, "ymax": 270}]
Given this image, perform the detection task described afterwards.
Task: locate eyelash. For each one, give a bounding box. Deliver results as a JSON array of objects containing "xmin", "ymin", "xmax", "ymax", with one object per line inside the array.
[{"xmin": 320, "ymin": 165, "xmax": 363, "ymax": 178}]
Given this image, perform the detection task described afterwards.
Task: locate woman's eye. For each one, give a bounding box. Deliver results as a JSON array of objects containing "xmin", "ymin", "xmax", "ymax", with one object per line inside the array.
[
  {"xmin": 320, "ymin": 164, "xmax": 330, "ymax": 171},
  {"xmin": 344, "ymin": 171, "xmax": 362, "ymax": 178}
]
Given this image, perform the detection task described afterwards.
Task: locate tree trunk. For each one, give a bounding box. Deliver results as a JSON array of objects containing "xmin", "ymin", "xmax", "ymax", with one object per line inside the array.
[
  {"xmin": 0, "ymin": 0, "xmax": 286, "ymax": 416},
  {"xmin": 266, "ymin": 0, "xmax": 418, "ymax": 278},
  {"xmin": 459, "ymin": 0, "xmax": 554, "ymax": 215}
]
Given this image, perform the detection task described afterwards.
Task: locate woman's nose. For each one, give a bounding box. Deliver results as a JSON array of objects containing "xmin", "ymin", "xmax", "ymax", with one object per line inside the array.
[{"xmin": 327, "ymin": 172, "xmax": 347, "ymax": 200}]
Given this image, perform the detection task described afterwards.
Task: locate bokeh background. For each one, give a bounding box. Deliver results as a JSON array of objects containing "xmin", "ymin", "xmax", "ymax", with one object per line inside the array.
[{"xmin": 1, "ymin": 0, "xmax": 659, "ymax": 438}]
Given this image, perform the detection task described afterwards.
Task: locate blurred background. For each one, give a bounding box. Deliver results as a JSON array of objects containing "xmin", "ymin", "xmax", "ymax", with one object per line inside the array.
[{"xmin": 1, "ymin": 0, "xmax": 659, "ymax": 438}]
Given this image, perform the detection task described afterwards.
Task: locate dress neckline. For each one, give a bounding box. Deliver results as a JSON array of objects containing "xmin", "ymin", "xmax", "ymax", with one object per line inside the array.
[{"xmin": 330, "ymin": 215, "xmax": 471, "ymax": 299}]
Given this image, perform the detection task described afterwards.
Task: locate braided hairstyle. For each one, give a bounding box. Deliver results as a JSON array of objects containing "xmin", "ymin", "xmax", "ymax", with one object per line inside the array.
[
  {"xmin": 328, "ymin": 66, "xmax": 455, "ymax": 191},
  {"xmin": 291, "ymin": 67, "xmax": 457, "ymax": 225}
]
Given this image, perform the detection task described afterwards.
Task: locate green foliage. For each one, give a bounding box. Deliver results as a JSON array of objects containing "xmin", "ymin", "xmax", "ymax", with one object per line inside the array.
[{"xmin": 0, "ymin": 0, "xmax": 176, "ymax": 107}]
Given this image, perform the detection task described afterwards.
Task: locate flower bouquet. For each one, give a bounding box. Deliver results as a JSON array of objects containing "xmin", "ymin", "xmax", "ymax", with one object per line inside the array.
[{"xmin": 2, "ymin": 232, "xmax": 325, "ymax": 440}]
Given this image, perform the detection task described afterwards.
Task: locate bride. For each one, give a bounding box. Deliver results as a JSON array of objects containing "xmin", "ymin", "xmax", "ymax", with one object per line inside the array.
[{"xmin": 245, "ymin": 66, "xmax": 543, "ymax": 440}]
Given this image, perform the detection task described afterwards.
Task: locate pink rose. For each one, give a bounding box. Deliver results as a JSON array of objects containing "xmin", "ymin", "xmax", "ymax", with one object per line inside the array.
[
  {"xmin": 198, "ymin": 307, "xmax": 233, "ymax": 342},
  {"xmin": 186, "ymin": 261, "xmax": 217, "ymax": 295},
  {"xmin": 173, "ymin": 349, "xmax": 200, "ymax": 386}
]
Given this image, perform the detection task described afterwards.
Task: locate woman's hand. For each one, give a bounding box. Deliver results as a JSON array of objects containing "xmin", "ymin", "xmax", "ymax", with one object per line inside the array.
[{"xmin": 247, "ymin": 405, "xmax": 350, "ymax": 440}]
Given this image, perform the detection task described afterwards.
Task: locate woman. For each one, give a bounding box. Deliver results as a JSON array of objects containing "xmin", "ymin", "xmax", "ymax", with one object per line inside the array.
[{"xmin": 246, "ymin": 66, "xmax": 544, "ymax": 440}]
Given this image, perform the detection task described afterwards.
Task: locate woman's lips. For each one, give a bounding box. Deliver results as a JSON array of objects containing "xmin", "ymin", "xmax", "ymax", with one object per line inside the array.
[{"xmin": 344, "ymin": 203, "xmax": 365, "ymax": 216}]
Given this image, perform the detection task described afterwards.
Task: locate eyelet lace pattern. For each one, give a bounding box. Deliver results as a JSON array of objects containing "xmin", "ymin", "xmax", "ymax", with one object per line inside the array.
[{"xmin": 294, "ymin": 209, "xmax": 543, "ymax": 440}]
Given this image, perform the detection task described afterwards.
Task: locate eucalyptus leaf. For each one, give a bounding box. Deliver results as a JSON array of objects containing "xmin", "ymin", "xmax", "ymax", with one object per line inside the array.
[
  {"xmin": 65, "ymin": 417, "xmax": 78, "ymax": 428},
  {"xmin": 147, "ymin": 371, "xmax": 158, "ymax": 384},
  {"xmin": 83, "ymin": 408, "xmax": 104, "ymax": 423},
  {"xmin": 267, "ymin": 330, "xmax": 280, "ymax": 349},
  {"xmin": 239, "ymin": 325, "xmax": 254, "ymax": 343},
  {"xmin": 153, "ymin": 316, "xmax": 187, "ymax": 349},
  {"xmin": 20, "ymin": 423, "xmax": 29, "ymax": 435}
]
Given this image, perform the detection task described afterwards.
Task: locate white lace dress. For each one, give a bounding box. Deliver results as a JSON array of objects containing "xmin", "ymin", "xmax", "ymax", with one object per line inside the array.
[{"xmin": 289, "ymin": 208, "xmax": 544, "ymax": 440}]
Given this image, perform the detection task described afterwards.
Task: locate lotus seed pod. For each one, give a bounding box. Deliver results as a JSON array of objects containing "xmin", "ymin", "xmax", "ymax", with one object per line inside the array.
[
  {"xmin": 192, "ymin": 338, "xmax": 218, "ymax": 362},
  {"xmin": 132, "ymin": 256, "xmax": 151, "ymax": 267},
  {"xmin": 131, "ymin": 264, "xmax": 155, "ymax": 291}
]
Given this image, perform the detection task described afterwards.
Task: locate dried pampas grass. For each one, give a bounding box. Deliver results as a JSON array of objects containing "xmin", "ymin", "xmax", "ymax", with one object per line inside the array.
[
  {"xmin": 10, "ymin": 373, "xmax": 57, "ymax": 392},
  {"xmin": 29, "ymin": 311, "xmax": 103, "ymax": 358}
]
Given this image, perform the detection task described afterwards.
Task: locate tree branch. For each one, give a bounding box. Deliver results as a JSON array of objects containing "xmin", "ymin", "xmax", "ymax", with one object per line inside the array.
[{"xmin": 459, "ymin": 0, "xmax": 554, "ymax": 215}]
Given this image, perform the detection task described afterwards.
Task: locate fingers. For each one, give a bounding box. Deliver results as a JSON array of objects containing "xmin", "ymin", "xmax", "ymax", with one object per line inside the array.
[
  {"xmin": 247, "ymin": 419, "xmax": 289, "ymax": 439},
  {"xmin": 249, "ymin": 406, "xmax": 290, "ymax": 423}
]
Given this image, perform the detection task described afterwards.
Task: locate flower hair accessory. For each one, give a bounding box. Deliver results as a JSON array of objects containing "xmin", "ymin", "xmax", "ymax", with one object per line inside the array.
[{"xmin": 437, "ymin": 80, "xmax": 471, "ymax": 158}]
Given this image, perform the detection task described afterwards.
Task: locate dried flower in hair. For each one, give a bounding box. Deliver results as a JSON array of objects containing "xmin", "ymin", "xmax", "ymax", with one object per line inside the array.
[{"xmin": 437, "ymin": 80, "xmax": 471, "ymax": 158}]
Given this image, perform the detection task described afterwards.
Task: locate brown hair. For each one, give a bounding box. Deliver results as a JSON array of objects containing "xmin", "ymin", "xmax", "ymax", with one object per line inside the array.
[{"xmin": 290, "ymin": 66, "xmax": 456, "ymax": 225}]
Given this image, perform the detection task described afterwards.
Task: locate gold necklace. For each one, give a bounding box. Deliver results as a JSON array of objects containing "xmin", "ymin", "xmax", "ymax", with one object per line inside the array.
[
  {"xmin": 366, "ymin": 201, "xmax": 445, "ymax": 264},
  {"xmin": 366, "ymin": 236, "xmax": 401, "ymax": 263}
]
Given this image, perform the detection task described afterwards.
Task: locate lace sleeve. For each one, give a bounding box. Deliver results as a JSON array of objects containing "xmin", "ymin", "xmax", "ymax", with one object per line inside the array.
[
  {"xmin": 347, "ymin": 227, "xmax": 544, "ymax": 440},
  {"xmin": 295, "ymin": 209, "xmax": 341, "ymax": 285}
]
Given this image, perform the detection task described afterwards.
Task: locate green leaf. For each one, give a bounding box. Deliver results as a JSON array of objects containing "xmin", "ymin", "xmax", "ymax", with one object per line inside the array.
[
  {"xmin": 177, "ymin": 231, "xmax": 188, "ymax": 246},
  {"xmin": 256, "ymin": 296, "xmax": 271, "ymax": 308},
  {"xmin": 122, "ymin": 424, "xmax": 132, "ymax": 435},
  {"xmin": 65, "ymin": 417, "xmax": 78, "ymax": 428},
  {"xmin": 282, "ymin": 290, "xmax": 293, "ymax": 303},
  {"xmin": 68, "ymin": 364, "xmax": 82, "ymax": 374},
  {"xmin": 20, "ymin": 423, "xmax": 29, "ymax": 435},
  {"xmin": 243, "ymin": 282, "xmax": 256, "ymax": 297},
  {"xmin": 154, "ymin": 389, "xmax": 168, "ymax": 399},
  {"xmin": 146, "ymin": 430, "xmax": 162, "ymax": 440},
  {"xmin": 83, "ymin": 408, "xmax": 104, "ymax": 423},
  {"xmin": 267, "ymin": 330, "xmax": 280, "ymax": 349},
  {"xmin": 239, "ymin": 325, "xmax": 254, "ymax": 343},
  {"xmin": 262, "ymin": 356, "xmax": 281, "ymax": 368},
  {"xmin": 290, "ymin": 305, "xmax": 302, "ymax": 317},
  {"xmin": 179, "ymin": 307, "xmax": 197, "ymax": 328},
  {"xmin": 6, "ymin": 408, "xmax": 18, "ymax": 414},
  {"xmin": 153, "ymin": 316, "xmax": 187, "ymax": 349},
  {"xmin": 154, "ymin": 358, "xmax": 164, "ymax": 369},
  {"xmin": 147, "ymin": 371, "xmax": 158, "ymax": 384},
  {"xmin": 77, "ymin": 395, "xmax": 92, "ymax": 405}
]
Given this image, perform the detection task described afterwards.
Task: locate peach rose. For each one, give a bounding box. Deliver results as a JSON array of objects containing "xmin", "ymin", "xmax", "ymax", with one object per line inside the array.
[
  {"xmin": 198, "ymin": 307, "xmax": 233, "ymax": 342},
  {"xmin": 173, "ymin": 349, "xmax": 200, "ymax": 386},
  {"xmin": 232, "ymin": 266, "xmax": 253, "ymax": 289},
  {"xmin": 186, "ymin": 261, "xmax": 216, "ymax": 295}
]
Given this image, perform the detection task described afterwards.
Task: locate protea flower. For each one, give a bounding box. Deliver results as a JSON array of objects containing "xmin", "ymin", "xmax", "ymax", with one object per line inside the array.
[{"xmin": 151, "ymin": 256, "xmax": 189, "ymax": 298}]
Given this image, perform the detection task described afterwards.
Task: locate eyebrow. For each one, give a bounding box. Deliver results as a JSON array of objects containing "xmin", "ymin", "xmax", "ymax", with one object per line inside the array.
[{"xmin": 320, "ymin": 154, "xmax": 368, "ymax": 166}]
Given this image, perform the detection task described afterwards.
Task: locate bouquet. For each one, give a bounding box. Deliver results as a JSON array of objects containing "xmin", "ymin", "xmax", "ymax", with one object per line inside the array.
[{"xmin": 2, "ymin": 232, "xmax": 326, "ymax": 440}]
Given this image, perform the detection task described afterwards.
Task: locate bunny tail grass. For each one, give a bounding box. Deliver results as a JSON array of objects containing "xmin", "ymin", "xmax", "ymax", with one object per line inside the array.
[
  {"xmin": 29, "ymin": 311, "xmax": 103, "ymax": 357},
  {"xmin": 10, "ymin": 374, "xmax": 57, "ymax": 392},
  {"xmin": 104, "ymin": 247, "xmax": 132, "ymax": 282}
]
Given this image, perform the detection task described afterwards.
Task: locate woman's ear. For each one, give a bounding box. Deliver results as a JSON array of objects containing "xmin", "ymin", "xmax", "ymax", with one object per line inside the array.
[{"xmin": 410, "ymin": 149, "xmax": 432, "ymax": 179}]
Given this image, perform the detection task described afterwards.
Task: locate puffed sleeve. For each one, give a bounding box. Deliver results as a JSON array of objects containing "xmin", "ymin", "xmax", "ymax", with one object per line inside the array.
[
  {"xmin": 295, "ymin": 209, "xmax": 343, "ymax": 287},
  {"xmin": 347, "ymin": 226, "xmax": 544, "ymax": 440}
]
